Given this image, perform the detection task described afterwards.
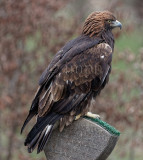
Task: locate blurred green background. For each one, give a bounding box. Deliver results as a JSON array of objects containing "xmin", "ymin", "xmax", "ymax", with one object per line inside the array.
[{"xmin": 0, "ymin": 0, "xmax": 143, "ymax": 159}]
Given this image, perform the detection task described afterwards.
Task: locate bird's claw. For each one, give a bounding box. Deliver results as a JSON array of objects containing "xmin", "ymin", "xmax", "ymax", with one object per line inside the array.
[
  {"xmin": 75, "ymin": 114, "xmax": 82, "ymax": 120},
  {"xmin": 86, "ymin": 112, "xmax": 100, "ymax": 119}
]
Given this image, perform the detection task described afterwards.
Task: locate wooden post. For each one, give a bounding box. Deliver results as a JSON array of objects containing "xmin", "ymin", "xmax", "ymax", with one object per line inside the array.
[{"xmin": 44, "ymin": 117, "xmax": 120, "ymax": 160}]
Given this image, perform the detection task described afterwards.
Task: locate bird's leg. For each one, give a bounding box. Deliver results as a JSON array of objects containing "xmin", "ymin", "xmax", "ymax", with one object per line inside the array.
[
  {"xmin": 75, "ymin": 112, "xmax": 100, "ymax": 120},
  {"xmin": 86, "ymin": 112, "xmax": 100, "ymax": 119},
  {"xmin": 75, "ymin": 114, "xmax": 82, "ymax": 120}
]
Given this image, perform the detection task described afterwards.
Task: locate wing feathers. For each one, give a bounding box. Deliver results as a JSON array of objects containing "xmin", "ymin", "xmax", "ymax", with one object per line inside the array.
[
  {"xmin": 38, "ymin": 74, "xmax": 66, "ymax": 116},
  {"xmin": 39, "ymin": 35, "xmax": 101, "ymax": 86},
  {"xmin": 22, "ymin": 36, "xmax": 113, "ymax": 154},
  {"xmin": 21, "ymin": 111, "xmax": 35, "ymax": 134}
]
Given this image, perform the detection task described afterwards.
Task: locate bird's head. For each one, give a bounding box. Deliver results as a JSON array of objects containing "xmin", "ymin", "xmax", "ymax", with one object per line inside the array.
[{"xmin": 82, "ymin": 11, "xmax": 122, "ymax": 37}]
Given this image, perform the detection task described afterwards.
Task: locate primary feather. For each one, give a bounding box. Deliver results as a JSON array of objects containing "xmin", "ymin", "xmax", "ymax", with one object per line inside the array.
[{"xmin": 21, "ymin": 11, "xmax": 122, "ymax": 153}]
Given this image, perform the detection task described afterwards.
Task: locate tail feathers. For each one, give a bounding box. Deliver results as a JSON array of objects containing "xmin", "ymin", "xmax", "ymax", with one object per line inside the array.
[
  {"xmin": 21, "ymin": 111, "xmax": 35, "ymax": 134},
  {"xmin": 27, "ymin": 131, "xmax": 42, "ymax": 153},
  {"xmin": 25, "ymin": 112, "xmax": 61, "ymax": 145},
  {"xmin": 26, "ymin": 125, "xmax": 53, "ymax": 153},
  {"xmin": 21, "ymin": 97, "xmax": 39, "ymax": 134},
  {"xmin": 37, "ymin": 125, "xmax": 53, "ymax": 153},
  {"xmin": 25, "ymin": 112, "xmax": 62, "ymax": 153}
]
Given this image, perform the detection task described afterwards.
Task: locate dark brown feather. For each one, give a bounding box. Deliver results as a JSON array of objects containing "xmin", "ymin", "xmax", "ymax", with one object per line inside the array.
[
  {"xmin": 22, "ymin": 10, "xmax": 118, "ymax": 154},
  {"xmin": 82, "ymin": 11, "xmax": 116, "ymax": 37}
]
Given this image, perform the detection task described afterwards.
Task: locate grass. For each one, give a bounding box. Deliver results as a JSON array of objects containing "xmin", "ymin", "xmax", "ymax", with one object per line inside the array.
[
  {"xmin": 113, "ymin": 59, "xmax": 127, "ymax": 72},
  {"xmin": 107, "ymin": 29, "xmax": 143, "ymax": 160},
  {"xmin": 115, "ymin": 29, "xmax": 143, "ymax": 54},
  {"xmin": 108, "ymin": 29, "xmax": 143, "ymax": 103},
  {"xmin": 108, "ymin": 127, "xmax": 143, "ymax": 160}
]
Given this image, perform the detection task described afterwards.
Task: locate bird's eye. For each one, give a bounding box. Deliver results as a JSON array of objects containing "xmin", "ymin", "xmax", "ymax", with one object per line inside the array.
[{"xmin": 107, "ymin": 20, "xmax": 111, "ymax": 23}]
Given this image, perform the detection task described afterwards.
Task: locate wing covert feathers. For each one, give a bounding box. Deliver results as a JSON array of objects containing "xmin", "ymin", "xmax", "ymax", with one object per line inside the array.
[{"xmin": 22, "ymin": 35, "xmax": 113, "ymax": 154}]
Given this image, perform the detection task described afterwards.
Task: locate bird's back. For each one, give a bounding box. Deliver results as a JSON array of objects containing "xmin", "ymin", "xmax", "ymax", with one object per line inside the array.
[{"xmin": 21, "ymin": 10, "xmax": 122, "ymax": 154}]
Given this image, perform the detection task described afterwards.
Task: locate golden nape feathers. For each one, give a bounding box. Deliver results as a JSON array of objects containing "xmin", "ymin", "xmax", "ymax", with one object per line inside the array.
[
  {"xmin": 21, "ymin": 11, "xmax": 122, "ymax": 154},
  {"xmin": 82, "ymin": 11, "xmax": 116, "ymax": 37}
]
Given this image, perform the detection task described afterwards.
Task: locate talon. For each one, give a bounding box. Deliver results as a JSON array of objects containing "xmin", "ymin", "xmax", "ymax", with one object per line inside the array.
[
  {"xmin": 86, "ymin": 112, "xmax": 100, "ymax": 119},
  {"xmin": 75, "ymin": 114, "xmax": 81, "ymax": 120}
]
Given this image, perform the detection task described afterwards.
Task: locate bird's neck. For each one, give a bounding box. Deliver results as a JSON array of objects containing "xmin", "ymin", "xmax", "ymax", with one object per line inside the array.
[
  {"xmin": 82, "ymin": 29, "xmax": 114, "ymax": 49},
  {"xmin": 100, "ymin": 30, "xmax": 114, "ymax": 50}
]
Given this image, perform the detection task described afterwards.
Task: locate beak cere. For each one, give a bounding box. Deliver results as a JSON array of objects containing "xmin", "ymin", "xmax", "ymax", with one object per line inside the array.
[{"xmin": 111, "ymin": 20, "xmax": 122, "ymax": 29}]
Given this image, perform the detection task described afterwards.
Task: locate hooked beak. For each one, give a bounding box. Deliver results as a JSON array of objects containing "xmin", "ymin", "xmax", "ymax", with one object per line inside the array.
[{"xmin": 110, "ymin": 20, "xmax": 122, "ymax": 29}]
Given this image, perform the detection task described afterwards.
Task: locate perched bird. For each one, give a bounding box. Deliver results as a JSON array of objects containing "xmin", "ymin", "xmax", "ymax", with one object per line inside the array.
[{"xmin": 21, "ymin": 11, "xmax": 122, "ymax": 153}]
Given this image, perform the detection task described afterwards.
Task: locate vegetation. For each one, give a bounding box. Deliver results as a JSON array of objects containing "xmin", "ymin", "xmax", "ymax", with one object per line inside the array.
[{"xmin": 0, "ymin": 0, "xmax": 142, "ymax": 160}]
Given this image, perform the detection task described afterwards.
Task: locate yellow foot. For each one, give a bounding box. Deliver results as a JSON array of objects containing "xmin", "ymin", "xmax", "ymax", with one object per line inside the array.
[
  {"xmin": 75, "ymin": 114, "xmax": 82, "ymax": 120},
  {"xmin": 86, "ymin": 112, "xmax": 100, "ymax": 119}
]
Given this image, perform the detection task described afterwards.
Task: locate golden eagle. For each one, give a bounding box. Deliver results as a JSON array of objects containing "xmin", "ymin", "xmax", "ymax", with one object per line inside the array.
[{"xmin": 21, "ymin": 11, "xmax": 122, "ymax": 153}]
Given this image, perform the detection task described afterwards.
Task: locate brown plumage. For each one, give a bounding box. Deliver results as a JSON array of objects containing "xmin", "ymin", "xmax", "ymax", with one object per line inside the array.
[
  {"xmin": 21, "ymin": 11, "xmax": 122, "ymax": 153},
  {"xmin": 83, "ymin": 11, "xmax": 116, "ymax": 37}
]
